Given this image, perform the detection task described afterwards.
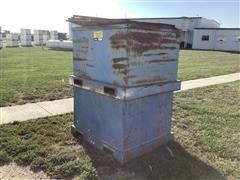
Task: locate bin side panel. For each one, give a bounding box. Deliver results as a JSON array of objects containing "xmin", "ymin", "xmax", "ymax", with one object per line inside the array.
[
  {"xmin": 127, "ymin": 29, "xmax": 179, "ymax": 86},
  {"xmin": 74, "ymin": 87, "xmax": 124, "ymax": 149},
  {"xmin": 73, "ymin": 26, "xmax": 180, "ymax": 87},
  {"xmin": 73, "ymin": 28, "xmax": 128, "ymax": 85},
  {"xmin": 109, "ymin": 28, "xmax": 180, "ymax": 86},
  {"xmin": 123, "ymin": 92, "xmax": 173, "ymax": 149}
]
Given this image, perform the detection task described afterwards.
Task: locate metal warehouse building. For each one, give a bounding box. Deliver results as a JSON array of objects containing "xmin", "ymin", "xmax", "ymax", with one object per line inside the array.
[
  {"xmin": 192, "ymin": 28, "xmax": 240, "ymax": 52},
  {"xmin": 130, "ymin": 17, "xmax": 220, "ymax": 49}
]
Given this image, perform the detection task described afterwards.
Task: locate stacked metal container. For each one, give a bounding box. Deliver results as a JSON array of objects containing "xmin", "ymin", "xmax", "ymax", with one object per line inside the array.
[
  {"xmin": 69, "ymin": 16, "xmax": 181, "ymax": 163},
  {"xmin": 34, "ymin": 30, "xmax": 44, "ymax": 45},
  {"xmin": 20, "ymin": 29, "xmax": 32, "ymax": 47},
  {"xmin": 50, "ymin": 30, "xmax": 58, "ymax": 40},
  {"xmin": 43, "ymin": 30, "xmax": 50, "ymax": 44},
  {"xmin": 6, "ymin": 33, "xmax": 19, "ymax": 47},
  {"xmin": 0, "ymin": 26, "xmax": 2, "ymax": 48}
]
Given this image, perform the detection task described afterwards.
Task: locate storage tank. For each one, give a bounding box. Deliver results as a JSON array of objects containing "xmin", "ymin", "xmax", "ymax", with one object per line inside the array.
[{"xmin": 47, "ymin": 40, "xmax": 72, "ymax": 50}]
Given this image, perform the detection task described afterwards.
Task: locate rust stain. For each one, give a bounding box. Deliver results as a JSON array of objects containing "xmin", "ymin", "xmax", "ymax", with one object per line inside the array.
[
  {"xmin": 129, "ymin": 61, "xmax": 144, "ymax": 66},
  {"xmin": 110, "ymin": 32, "xmax": 177, "ymax": 54},
  {"xmin": 112, "ymin": 63, "xmax": 127, "ymax": 69},
  {"xmin": 123, "ymin": 74, "xmax": 138, "ymax": 85},
  {"xmin": 74, "ymin": 36, "xmax": 89, "ymax": 54},
  {"xmin": 143, "ymin": 53, "xmax": 167, "ymax": 56},
  {"xmin": 75, "ymin": 71, "xmax": 92, "ymax": 80},
  {"xmin": 89, "ymin": 88, "xmax": 97, "ymax": 93},
  {"xmin": 146, "ymin": 59, "xmax": 177, "ymax": 63},
  {"xmin": 121, "ymin": 69, "xmax": 129, "ymax": 75},
  {"xmin": 112, "ymin": 57, "xmax": 129, "ymax": 63},
  {"xmin": 73, "ymin": 36, "xmax": 89, "ymax": 44},
  {"xmin": 176, "ymin": 31, "xmax": 181, "ymax": 39},
  {"xmin": 142, "ymin": 139, "xmax": 165, "ymax": 155},
  {"xmin": 112, "ymin": 80, "xmax": 119, "ymax": 85},
  {"xmin": 73, "ymin": 58, "xmax": 88, "ymax": 61},
  {"xmin": 123, "ymin": 76, "xmax": 128, "ymax": 85},
  {"xmin": 134, "ymin": 76, "xmax": 166, "ymax": 84},
  {"xmin": 127, "ymin": 75, "xmax": 138, "ymax": 79},
  {"xmin": 86, "ymin": 64, "xmax": 94, "ymax": 67}
]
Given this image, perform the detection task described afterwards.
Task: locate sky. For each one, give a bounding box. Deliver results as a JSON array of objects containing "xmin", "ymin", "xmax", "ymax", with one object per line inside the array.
[{"xmin": 0, "ymin": 0, "xmax": 239, "ymax": 33}]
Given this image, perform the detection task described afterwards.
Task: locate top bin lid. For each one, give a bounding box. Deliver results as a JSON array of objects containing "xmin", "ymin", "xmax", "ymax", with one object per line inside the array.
[{"xmin": 67, "ymin": 15, "xmax": 179, "ymax": 31}]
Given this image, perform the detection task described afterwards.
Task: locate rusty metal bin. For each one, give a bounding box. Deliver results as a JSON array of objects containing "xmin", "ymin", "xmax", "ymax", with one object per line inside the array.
[{"xmin": 69, "ymin": 15, "xmax": 181, "ymax": 163}]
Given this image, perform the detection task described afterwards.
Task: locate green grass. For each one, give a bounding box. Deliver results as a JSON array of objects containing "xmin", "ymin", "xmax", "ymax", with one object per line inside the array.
[
  {"xmin": 0, "ymin": 81, "xmax": 239, "ymax": 179},
  {"xmin": 178, "ymin": 50, "xmax": 240, "ymax": 80},
  {"xmin": 0, "ymin": 47, "xmax": 72, "ymax": 107},
  {"xmin": 0, "ymin": 47, "xmax": 239, "ymax": 107}
]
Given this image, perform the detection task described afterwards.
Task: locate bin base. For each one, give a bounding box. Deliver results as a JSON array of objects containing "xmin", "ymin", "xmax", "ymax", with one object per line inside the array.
[{"xmin": 71, "ymin": 125, "xmax": 172, "ymax": 164}]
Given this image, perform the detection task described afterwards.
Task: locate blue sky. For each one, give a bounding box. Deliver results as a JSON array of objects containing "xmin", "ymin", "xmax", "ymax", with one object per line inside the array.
[
  {"xmin": 117, "ymin": 0, "xmax": 239, "ymax": 27},
  {"xmin": 0, "ymin": 0, "xmax": 239, "ymax": 33}
]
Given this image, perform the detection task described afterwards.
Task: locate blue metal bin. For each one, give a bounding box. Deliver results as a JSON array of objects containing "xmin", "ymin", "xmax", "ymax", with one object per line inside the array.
[{"xmin": 69, "ymin": 15, "xmax": 181, "ymax": 163}]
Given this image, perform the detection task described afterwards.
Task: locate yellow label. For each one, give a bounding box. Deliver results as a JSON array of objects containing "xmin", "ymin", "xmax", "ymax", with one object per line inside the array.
[{"xmin": 93, "ymin": 31, "xmax": 103, "ymax": 40}]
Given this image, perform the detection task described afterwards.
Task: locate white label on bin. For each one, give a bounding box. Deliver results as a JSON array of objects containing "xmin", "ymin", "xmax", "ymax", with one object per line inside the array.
[{"xmin": 93, "ymin": 31, "xmax": 103, "ymax": 41}]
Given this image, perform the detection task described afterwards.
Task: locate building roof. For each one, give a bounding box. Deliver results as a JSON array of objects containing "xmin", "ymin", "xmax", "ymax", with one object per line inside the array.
[
  {"xmin": 68, "ymin": 15, "xmax": 203, "ymax": 23},
  {"xmin": 195, "ymin": 28, "xmax": 240, "ymax": 30},
  {"xmin": 129, "ymin": 16, "xmax": 203, "ymax": 20}
]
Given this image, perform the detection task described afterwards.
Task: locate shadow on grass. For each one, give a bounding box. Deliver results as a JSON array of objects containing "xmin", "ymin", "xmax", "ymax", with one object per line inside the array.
[{"xmin": 79, "ymin": 140, "xmax": 225, "ymax": 180}]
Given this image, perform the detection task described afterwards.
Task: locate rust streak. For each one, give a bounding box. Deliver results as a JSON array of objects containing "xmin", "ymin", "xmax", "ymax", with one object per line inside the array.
[
  {"xmin": 73, "ymin": 58, "xmax": 88, "ymax": 61},
  {"xmin": 134, "ymin": 77, "xmax": 166, "ymax": 84},
  {"xmin": 143, "ymin": 53, "xmax": 167, "ymax": 56},
  {"xmin": 89, "ymin": 88, "xmax": 97, "ymax": 93},
  {"xmin": 127, "ymin": 75, "xmax": 138, "ymax": 79},
  {"xmin": 110, "ymin": 32, "xmax": 177, "ymax": 54},
  {"xmin": 86, "ymin": 64, "xmax": 94, "ymax": 67},
  {"xmin": 75, "ymin": 71, "xmax": 92, "ymax": 80},
  {"xmin": 146, "ymin": 59, "xmax": 177, "ymax": 63},
  {"xmin": 112, "ymin": 63, "xmax": 127, "ymax": 69},
  {"xmin": 112, "ymin": 57, "xmax": 129, "ymax": 63},
  {"xmin": 123, "ymin": 76, "xmax": 128, "ymax": 85}
]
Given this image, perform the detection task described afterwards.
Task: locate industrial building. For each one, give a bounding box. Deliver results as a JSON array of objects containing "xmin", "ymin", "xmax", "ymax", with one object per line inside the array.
[
  {"xmin": 130, "ymin": 17, "xmax": 220, "ymax": 48},
  {"xmin": 193, "ymin": 28, "xmax": 240, "ymax": 52}
]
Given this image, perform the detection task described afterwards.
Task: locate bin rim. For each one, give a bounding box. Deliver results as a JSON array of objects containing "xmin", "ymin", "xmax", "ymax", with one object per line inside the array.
[{"xmin": 67, "ymin": 15, "xmax": 179, "ymax": 31}]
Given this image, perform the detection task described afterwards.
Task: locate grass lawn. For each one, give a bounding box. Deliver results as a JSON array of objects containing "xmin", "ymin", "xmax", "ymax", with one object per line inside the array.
[
  {"xmin": 178, "ymin": 50, "xmax": 240, "ymax": 80},
  {"xmin": 0, "ymin": 47, "xmax": 72, "ymax": 107},
  {"xmin": 0, "ymin": 81, "xmax": 239, "ymax": 179},
  {"xmin": 0, "ymin": 47, "xmax": 239, "ymax": 107}
]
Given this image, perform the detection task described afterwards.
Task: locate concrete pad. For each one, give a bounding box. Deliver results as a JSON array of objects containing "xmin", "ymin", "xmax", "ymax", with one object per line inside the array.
[
  {"xmin": 0, "ymin": 103, "xmax": 51, "ymax": 124},
  {"xmin": 37, "ymin": 98, "xmax": 73, "ymax": 115},
  {"xmin": 179, "ymin": 73, "xmax": 240, "ymax": 91}
]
